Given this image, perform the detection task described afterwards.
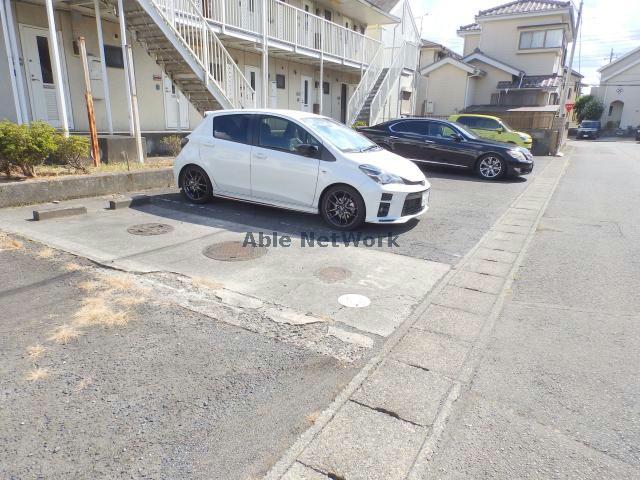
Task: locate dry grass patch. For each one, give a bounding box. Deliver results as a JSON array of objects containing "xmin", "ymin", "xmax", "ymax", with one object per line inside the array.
[
  {"xmin": 73, "ymin": 296, "xmax": 130, "ymax": 328},
  {"xmin": 49, "ymin": 324, "xmax": 83, "ymax": 344},
  {"xmin": 36, "ymin": 247, "xmax": 56, "ymax": 259},
  {"xmin": 26, "ymin": 344, "xmax": 46, "ymax": 359},
  {"xmin": 305, "ymin": 410, "xmax": 321, "ymax": 425},
  {"xmin": 64, "ymin": 262, "xmax": 84, "ymax": 272},
  {"xmin": 100, "ymin": 274, "xmax": 134, "ymax": 291},
  {"xmin": 192, "ymin": 276, "xmax": 223, "ymax": 290},
  {"xmin": 74, "ymin": 377, "xmax": 93, "ymax": 392},
  {"xmin": 79, "ymin": 280, "xmax": 102, "ymax": 292},
  {"xmin": 26, "ymin": 368, "xmax": 49, "ymax": 381},
  {"xmin": 0, "ymin": 233, "xmax": 22, "ymax": 251}
]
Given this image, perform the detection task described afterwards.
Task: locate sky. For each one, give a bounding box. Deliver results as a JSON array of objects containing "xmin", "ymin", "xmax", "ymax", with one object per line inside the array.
[{"xmin": 405, "ymin": 0, "xmax": 640, "ymax": 89}]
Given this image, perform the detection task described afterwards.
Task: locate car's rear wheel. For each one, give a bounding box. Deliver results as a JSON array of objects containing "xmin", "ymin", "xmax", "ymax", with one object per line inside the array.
[
  {"xmin": 321, "ymin": 185, "xmax": 366, "ymax": 231},
  {"xmin": 180, "ymin": 165, "xmax": 213, "ymax": 204},
  {"xmin": 476, "ymin": 154, "xmax": 506, "ymax": 180}
]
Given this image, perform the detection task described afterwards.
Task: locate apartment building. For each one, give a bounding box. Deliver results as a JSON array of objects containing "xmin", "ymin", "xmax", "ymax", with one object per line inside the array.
[
  {"xmin": 416, "ymin": 0, "xmax": 576, "ymax": 117},
  {"xmin": 0, "ymin": 0, "xmax": 420, "ymax": 152}
]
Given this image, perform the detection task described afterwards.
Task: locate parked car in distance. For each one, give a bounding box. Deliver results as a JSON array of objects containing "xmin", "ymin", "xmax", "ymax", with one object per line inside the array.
[
  {"xmin": 358, "ymin": 118, "xmax": 534, "ymax": 180},
  {"xmin": 448, "ymin": 114, "xmax": 533, "ymax": 149},
  {"xmin": 576, "ymin": 120, "xmax": 601, "ymax": 139},
  {"xmin": 636, "ymin": 127, "xmax": 640, "ymax": 142},
  {"xmin": 174, "ymin": 110, "xmax": 430, "ymax": 230}
]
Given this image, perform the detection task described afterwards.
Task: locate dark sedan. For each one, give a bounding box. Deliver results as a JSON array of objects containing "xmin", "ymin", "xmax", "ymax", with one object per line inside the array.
[
  {"xmin": 576, "ymin": 120, "xmax": 601, "ymax": 139},
  {"xmin": 358, "ymin": 118, "xmax": 534, "ymax": 180}
]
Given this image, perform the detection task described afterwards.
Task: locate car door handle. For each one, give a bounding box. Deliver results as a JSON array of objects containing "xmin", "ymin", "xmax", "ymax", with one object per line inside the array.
[
  {"xmin": 389, "ymin": 136, "xmax": 400, "ymax": 140},
  {"xmin": 254, "ymin": 152, "xmax": 267, "ymax": 159},
  {"xmin": 423, "ymin": 140, "xmax": 434, "ymax": 144}
]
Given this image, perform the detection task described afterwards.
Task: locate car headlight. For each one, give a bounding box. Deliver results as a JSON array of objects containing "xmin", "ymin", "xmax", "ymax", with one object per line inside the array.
[
  {"xmin": 359, "ymin": 164, "xmax": 404, "ymax": 185},
  {"xmin": 518, "ymin": 133, "xmax": 530, "ymax": 141},
  {"xmin": 507, "ymin": 149, "xmax": 528, "ymax": 161}
]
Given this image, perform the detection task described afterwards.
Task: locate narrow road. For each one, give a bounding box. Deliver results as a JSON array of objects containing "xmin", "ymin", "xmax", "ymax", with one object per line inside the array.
[{"xmin": 418, "ymin": 139, "xmax": 640, "ymax": 478}]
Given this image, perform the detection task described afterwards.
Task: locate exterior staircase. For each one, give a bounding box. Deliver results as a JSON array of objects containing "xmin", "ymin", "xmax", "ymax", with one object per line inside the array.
[
  {"xmin": 117, "ymin": 0, "xmax": 255, "ymax": 113},
  {"xmin": 354, "ymin": 68, "xmax": 388, "ymax": 124}
]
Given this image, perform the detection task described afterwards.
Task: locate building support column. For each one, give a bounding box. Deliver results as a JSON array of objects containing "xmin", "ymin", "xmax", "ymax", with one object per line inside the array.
[
  {"xmin": 463, "ymin": 73, "xmax": 470, "ymax": 109},
  {"xmin": 94, "ymin": 0, "xmax": 113, "ymax": 134},
  {"xmin": 261, "ymin": 0, "xmax": 268, "ymax": 108},
  {"xmin": 319, "ymin": 22, "xmax": 324, "ymax": 114},
  {"xmin": 3, "ymin": 0, "xmax": 28, "ymax": 123},
  {"xmin": 45, "ymin": 0, "xmax": 69, "ymax": 136},
  {"xmin": 117, "ymin": 0, "xmax": 134, "ymax": 136},
  {"xmin": 0, "ymin": 0, "xmax": 22, "ymax": 123},
  {"xmin": 126, "ymin": 44, "xmax": 144, "ymax": 163}
]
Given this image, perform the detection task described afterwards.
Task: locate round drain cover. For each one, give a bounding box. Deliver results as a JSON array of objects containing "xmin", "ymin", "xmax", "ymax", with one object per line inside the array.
[
  {"xmin": 315, "ymin": 266, "xmax": 352, "ymax": 283},
  {"xmin": 338, "ymin": 294, "xmax": 371, "ymax": 308},
  {"xmin": 127, "ymin": 223, "xmax": 174, "ymax": 236},
  {"xmin": 203, "ymin": 240, "xmax": 267, "ymax": 261}
]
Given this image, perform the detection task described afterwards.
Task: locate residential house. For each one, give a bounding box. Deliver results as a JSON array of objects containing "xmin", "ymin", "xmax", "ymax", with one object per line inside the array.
[
  {"xmin": 416, "ymin": 0, "xmax": 576, "ymax": 117},
  {"xmin": 0, "ymin": 0, "xmax": 419, "ymax": 154},
  {"xmin": 592, "ymin": 46, "xmax": 640, "ymax": 130}
]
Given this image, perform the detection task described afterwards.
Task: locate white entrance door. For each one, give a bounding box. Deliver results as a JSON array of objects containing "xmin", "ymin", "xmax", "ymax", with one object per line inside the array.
[
  {"xmin": 245, "ymin": 65, "xmax": 262, "ymax": 107},
  {"xmin": 20, "ymin": 25, "xmax": 73, "ymax": 128},
  {"xmin": 300, "ymin": 75, "xmax": 312, "ymax": 112},
  {"xmin": 163, "ymin": 75, "xmax": 189, "ymax": 130}
]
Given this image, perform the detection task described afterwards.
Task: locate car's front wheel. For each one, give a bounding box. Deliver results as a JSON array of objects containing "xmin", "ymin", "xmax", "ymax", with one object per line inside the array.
[
  {"xmin": 321, "ymin": 185, "xmax": 366, "ymax": 231},
  {"xmin": 180, "ymin": 165, "xmax": 213, "ymax": 204},
  {"xmin": 476, "ymin": 154, "xmax": 506, "ymax": 180}
]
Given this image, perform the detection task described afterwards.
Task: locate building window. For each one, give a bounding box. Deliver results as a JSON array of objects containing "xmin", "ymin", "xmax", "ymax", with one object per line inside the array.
[
  {"xmin": 608, "ymin": 105, "xmax": 614, "ymax": 116},
  {"xmin": 519, "ymin": 29, "xmax": 563, "ymax": 49},
  {"xmin": 104, "ymin": 45, "xmax": 124, "ymax": 68},
  {"xmin": 275, "ymin": 74, "xmax": 285, "ymax": 89},
  {"xmin": 322, "ymin": 82, "xmax": 330, "ymax": 95}
]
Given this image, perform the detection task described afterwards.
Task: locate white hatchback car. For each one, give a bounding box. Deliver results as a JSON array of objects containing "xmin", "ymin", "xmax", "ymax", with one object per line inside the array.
[{"xmin": 173, "ymin": 109, "xmax": 430, "ymax": 230}]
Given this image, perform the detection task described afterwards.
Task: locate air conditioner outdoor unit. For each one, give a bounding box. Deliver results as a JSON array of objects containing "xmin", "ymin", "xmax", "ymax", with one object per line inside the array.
[{"xmin": 423, "ymin": 100, "xmax": 434, "ymax": 115}]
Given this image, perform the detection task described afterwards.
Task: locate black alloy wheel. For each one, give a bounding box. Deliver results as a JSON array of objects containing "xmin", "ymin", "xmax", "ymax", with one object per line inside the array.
[
  {"xmin": 180, "ymin": 165, "xmax": 213, "ymax": 204},
  {"xmin": 321, "ymin": 185, "xmax": 366, "ymax": 230}
]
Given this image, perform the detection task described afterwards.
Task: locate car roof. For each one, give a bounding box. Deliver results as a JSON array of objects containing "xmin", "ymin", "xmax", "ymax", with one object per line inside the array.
[
  {"xmin": 203, "ymin": 109, "xmax": 329, "ymax": 121},
  {"xmin": 451, "ymin": 114, "xmax": 500, "ymax": 120}
]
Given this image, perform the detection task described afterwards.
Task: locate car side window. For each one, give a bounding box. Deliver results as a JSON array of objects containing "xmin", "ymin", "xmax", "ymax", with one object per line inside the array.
[
  {"xmin": 257, "ymin": 116, "xmax": 321, "ymax": 153},
  {"xmin": 457, "ymin": 117, "xmax": 477, "ymax": 128},
  {"xmin": 428, "ymin": 122, "xmax": 457, "ymax": 139},
  {"xmin": 391, "ymin": 121, "xmax": 429, "ymax": 135},
  {"xmin": 213, "ymin": 114, "xmax": 250, "ymax": 144},
  {"xmin": 477, "ymin": 118, "xmax": 500, "ymax": 130}
]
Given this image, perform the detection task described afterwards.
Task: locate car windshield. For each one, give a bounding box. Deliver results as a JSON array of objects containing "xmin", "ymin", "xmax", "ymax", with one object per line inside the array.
[
  {"xmin": 303, "ymin": 117, "xmax": 381, "ymax": 152},
  {"xmin": 500, "ymin": 120, "xmax": 515, "ymax": 132},
  {"xmin": 581, "ymin": 121, "xmax": 599, "ymax": 128},
  {"xmin": 451, "ymin": 122, "xmax": 479, "ymax": 139}
]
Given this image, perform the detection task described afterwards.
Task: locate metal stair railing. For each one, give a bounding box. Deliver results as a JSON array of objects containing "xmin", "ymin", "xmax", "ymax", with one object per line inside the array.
[
  {"xmin": 367, "ymin": 41, "xmax": 407, "ymax": 126},
  {"xmin": 147, "ymin": 0, "xmax": 255, "ymax": 108},
  {"xmin": 346, "ymin": 44, "xmax": 384, "ymax": 125}
]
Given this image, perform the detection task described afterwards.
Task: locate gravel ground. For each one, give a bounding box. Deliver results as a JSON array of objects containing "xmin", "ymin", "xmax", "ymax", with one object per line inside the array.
[{"xmin": 0, "ymin": 235, "xmax": 359, "ymax": 480}]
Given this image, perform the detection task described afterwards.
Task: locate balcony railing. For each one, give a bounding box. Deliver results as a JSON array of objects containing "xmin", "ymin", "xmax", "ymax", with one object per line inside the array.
[{"xmin": 201, "ymin": 0, "xmax": 381, "ymax": 66}]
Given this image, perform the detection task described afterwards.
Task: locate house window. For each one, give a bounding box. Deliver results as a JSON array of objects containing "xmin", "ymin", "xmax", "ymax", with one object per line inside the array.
[
  {"xmin": 104, "ymin": 45, "xmax": 124, "ymax": 69},
  {"xmin": 608, "ymin": 105, "xmax": 614, "ymax": 116},
  {"xmin": 322, "ymin": 81, "xmax": 330, "ymax": 95},
  {"xmin": 275, "ymin": 74, "xmax": 285, "ymax": 89},
  {"xmin": 519, "ymin": 29, "xmax": 563, "ymax": 49}
]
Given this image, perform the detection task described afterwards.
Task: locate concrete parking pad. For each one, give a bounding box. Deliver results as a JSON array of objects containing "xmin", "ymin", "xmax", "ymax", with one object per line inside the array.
[
  {"xmin": 299, "ymin": 401, "xmax": 425, "ymax": 480},
  {"xmin": 0, "ymin": 196, "xmax": 450, "ymax": 340}
]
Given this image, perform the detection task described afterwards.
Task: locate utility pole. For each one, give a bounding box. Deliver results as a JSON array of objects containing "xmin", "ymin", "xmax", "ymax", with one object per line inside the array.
[
  {"xmin": 555, "ymin": 0, "xmax": 582, "ymax": 155},
  {"xmin": 78, "ymin": 37, "xmax": 100, "ymax": 166},
  {"xmin": 609, "ymin": 48, "xmax": 614, "ymax": 63}
]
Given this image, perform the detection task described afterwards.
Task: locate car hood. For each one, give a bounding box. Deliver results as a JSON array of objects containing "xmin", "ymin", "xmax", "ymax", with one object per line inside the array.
[
  {"xmin": 515, "ymin": 130, "xmax": 532, "ymax": 140},
  {"xmin": 342, "ymin": 148, "xmax": 427, "ymax": 184}
]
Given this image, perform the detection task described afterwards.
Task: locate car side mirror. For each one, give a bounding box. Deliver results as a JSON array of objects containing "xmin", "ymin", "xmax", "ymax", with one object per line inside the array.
[
  {"xmin": 295, "ymin": 144, "xmax": 320, "ymax": 157},
  {"xmin": 496, "ymin": 127, "xmax": 504, "ymax": 133},
  {"xmin": 451, "ymin": 133, "xmax": 463, "ymax": 142}
]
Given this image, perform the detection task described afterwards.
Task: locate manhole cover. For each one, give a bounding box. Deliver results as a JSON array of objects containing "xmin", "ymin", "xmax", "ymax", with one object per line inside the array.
[
  {"xmin": 203, "ymin": 241, "xmax": 267, "ymax": 261},
  {"xmin": 315, "ymin": 266, "xmax": 352, "ymax": 283},
  {"xmin": 338, "ymin": 294, "xmax": 371, "ymax": 308},
  {"xmin": 127, "ymin": 223, "xmax": 174, "ymax": 236}
]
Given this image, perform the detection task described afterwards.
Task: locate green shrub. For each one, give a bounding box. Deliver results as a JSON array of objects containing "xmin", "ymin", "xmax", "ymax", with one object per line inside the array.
[
  {"xmin": 0, "ymin": 121, "xmax": 60, "ymax": 177},
  {"xmin": 55, "ymin": 135, "xmax": 91, "ymax": 172},
  {"xmin": 160, "ymin": 134, "xmax": 182, "ymax": 157},
  {"xmin": 352, "ymin": 120, "xmax": 368, "ymax": 129},
  {"xmin": 574, "ymin": 95, "xmax": 604, "ymax": 123}
]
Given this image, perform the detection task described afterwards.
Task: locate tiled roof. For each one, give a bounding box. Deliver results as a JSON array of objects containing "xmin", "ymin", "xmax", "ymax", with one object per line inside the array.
[
  {"xmin": 458, "ymin": 22, "xmax": 481, "ymax": 32},
  {"xmin": 497, "ymin": 74, "xmax": 561, "ymax": 90},
  {"xmin": 478, "ymin": 0, "xmax": 571, "ymax": 18}
]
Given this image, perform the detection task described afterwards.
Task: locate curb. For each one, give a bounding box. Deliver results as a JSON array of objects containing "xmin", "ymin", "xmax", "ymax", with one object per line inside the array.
[{"xmin": 0, "ymin": 168, "xmax": 174, "ymax": 209}]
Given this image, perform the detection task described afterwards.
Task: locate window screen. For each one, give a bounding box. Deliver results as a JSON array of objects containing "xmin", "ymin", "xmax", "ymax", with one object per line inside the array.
[
  {"xmin": 275, "ymin": 74, "xmax": 285, "ymax": 89},
  {"xmin": 213, "ymin": 114, "xmax": 250, "ymax": 144}
]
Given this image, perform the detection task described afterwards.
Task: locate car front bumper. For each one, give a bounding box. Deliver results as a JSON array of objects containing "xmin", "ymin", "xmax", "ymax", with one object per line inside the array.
[
  {"xmin": 363, "ymin": 185, "xmax": 430, "ymax": 224},
  {"xmin": 577, "ymin": 131, "xmax": 598, "ymax": 138}
]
